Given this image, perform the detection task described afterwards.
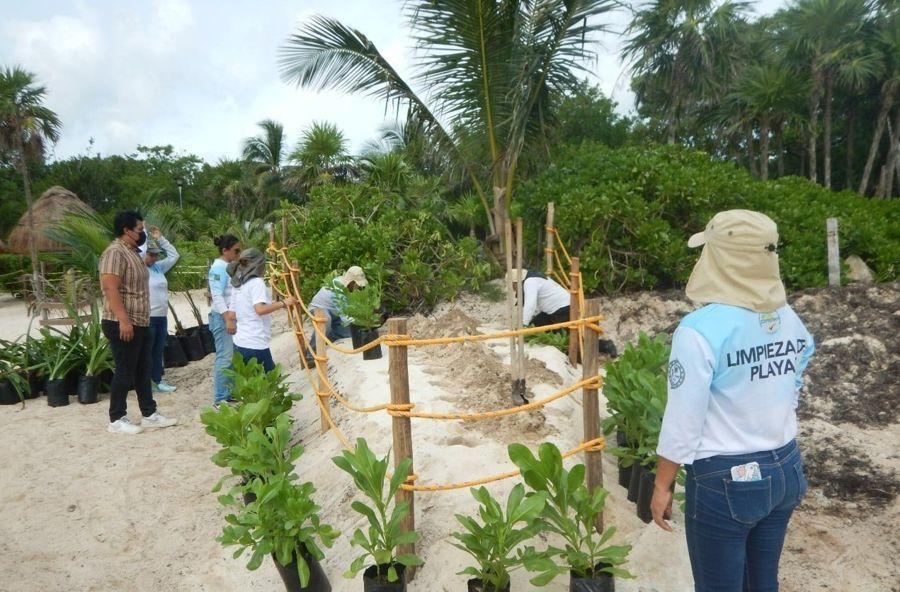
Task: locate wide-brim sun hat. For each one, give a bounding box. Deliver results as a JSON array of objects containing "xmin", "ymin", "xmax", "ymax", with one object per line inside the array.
[
  {"xmin": 685, "ymin": 209, "xmax": 786, "ymax": 313},
  {"xmin": 341, "ymin": 265, "xmax": 368, "ymax": 287}
]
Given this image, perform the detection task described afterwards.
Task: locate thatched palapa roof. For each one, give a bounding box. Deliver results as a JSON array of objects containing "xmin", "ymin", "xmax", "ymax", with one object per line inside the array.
[{"xmin": 6, "ymin": 187, "xmax": 96, "ymax": 254}]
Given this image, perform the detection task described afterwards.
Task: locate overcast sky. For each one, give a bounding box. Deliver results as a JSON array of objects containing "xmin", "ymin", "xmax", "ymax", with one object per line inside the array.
[{"xmin": 2, "ymin": 0, "xmax": 789, "ymax": 165}]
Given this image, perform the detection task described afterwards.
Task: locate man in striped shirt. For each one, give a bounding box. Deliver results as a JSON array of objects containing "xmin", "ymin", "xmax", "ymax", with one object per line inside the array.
[{"xmin": 99, "ymin": 210, "xmax": 177, "ymax": 434}]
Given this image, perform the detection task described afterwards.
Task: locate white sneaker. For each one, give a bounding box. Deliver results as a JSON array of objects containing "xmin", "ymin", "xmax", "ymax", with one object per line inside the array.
[
  {"xmin": 141, "ymin": 411, "xmax": 178, "ymax": 429},
  {"xmin": 108, "ymin": 416, "xmax": 143, "ymax": 435},
  {"xmin": 152, "ymin": 380, "xmax": 177, "ymax": 393}
]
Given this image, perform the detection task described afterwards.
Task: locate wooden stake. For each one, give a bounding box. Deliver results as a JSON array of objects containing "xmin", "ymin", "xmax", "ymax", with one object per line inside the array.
[
  {"xmin": 504, "ymin": 219, "xmax": 521, "ymax": 406},
  {"xmin": 313, "ymin": 309, "xmax": 328, "ymax": 433},
  {"xmin": 388, "ymin": 317, "xmax": 416, "ymax": 581},
  {"xmin": 568, "ymin": 257, "xmax": 581, "ymax": 365},
  {"xmin": 545, "ymin": 202, "xmax": 555, "ymax": 276},
  {"xmin": 582, "ymin": 298, "xmax": 604, "ymax": 533},
  {"xmin": 826, "ymin": 218, "xmax": 840, "ymax": 287},
  {"xmin": 514, "ymin": 218, "xmax": 526, "ymax": 404}
]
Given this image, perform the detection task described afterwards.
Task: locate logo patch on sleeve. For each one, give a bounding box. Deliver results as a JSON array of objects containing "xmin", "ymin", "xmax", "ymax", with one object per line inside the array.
[
  {"xmin": 759, "ymin": 311, "xmax": 781, "ymax": 334},
  {"xmin": 668, "ymin": 359, "xmax": 685, "ymax": 388}
]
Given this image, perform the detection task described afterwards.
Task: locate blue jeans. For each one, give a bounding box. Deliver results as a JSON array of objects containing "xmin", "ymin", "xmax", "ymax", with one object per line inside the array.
[
  {"xmin": 209, "ymin": 312, "xmax": 233, "ymax": 403},
  {"xmin": 234, "ymin": 345, "xmax": 275, "ymax": 374},
  {"xmin": 307, "ymin": 309, "xmax": 350, "ymax": 360},
  {"xmin": 148, "ymin": 316, "xmax": 167, "ymax": 383},
  {"xmin": 684, "ymin": 439, "xmax": 807, "ymax": 592}
]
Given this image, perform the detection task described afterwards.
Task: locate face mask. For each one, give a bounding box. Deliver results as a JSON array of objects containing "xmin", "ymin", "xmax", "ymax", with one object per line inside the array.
[{"xmin": 136, "ymin": 229, "xmax": 147, "ymax": 247}]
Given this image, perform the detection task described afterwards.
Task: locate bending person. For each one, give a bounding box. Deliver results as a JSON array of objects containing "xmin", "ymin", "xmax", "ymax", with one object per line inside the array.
[
  {"xmin": 651, "ymin": 210, "xmax": 815, "ymax": 591},
  {"xmin": 305, "ymin": 265, "xmax": 367, "ymax": 364}
]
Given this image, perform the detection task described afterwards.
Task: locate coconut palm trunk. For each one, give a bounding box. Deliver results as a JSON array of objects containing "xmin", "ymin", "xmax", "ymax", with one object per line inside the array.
[
  {"xmin": 12, "ymin": 115, "xmax": 42, "ymax": 303},
  {"xmin": 859, "ymin": 88, "xmax": 895, "ymax": 195}
]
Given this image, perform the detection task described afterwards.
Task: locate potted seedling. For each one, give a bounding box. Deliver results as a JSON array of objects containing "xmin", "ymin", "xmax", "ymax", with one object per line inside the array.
[
  {"xmin": 600, "ymin": 332, "xmax": 672, "ymax": 522},
  {"xmin": 332, "ymin": 438, "xmax": 424, "ymax": 590},
  {"xmin": 217, "ymin": 413, "xmax": 339, "ymax": 591},
  {"xmin": 73, "ymin": 303, "xmax": 113, "ymax": 404},
  {"xmin": 0, "ymin": 339, "xmax": 29, "ymax": 406},
  {"xmin": 509, "ymin": 442, "xmax": 633, "ymax": 591},
  {"xmin": 38, "ymin": 326, "xmax": 84, "ymax": 407},
  {"xmin": 335, "ymin": 278, "xmax": 384, "ymax": 360},
  {"xmin": 450, "ymin": 484, "xmax": 547, "ymax": 592}
]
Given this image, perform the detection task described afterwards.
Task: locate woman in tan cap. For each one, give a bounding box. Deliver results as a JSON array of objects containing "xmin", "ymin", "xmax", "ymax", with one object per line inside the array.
[
  {"xmin": 651, "ymin": 210, "xmax": 816, "ymax": 591},
  {"xmin": 305, "ymin": 265, "xmax": 368, "ymax": 364}
]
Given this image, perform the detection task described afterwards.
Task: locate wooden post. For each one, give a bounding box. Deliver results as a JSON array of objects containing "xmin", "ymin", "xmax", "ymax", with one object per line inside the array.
[
  {"xmin": 568, "ymin": 257, "xmax": 581, "ymax": 365},
  {"xmin": 504, "ymin": 219, "xmax": 522, "ymax": 406},
  {"xmin": 582, "ymin": 298, "xmax": 604, "ymax": 533},
  {"xmin": 39, "ymin": 261, "xmax": 48, "ymax": 323},
  {"xmin": 514, "ymin": 218, "xmax": 526, "ymax": 404},
  {"xmin": 545, "ymin": 202, "xmax": 555, "ymax": 276},
  {"xmin": 313, "ymin": 309, "xmax": 329, "ymax": 433},
  {"xmin": 826, "ymin": 218, "xmax": 840, "ymax": 287},
  {"xmin": 388, "ymin": 317, "xmax": 416, "ymax": 581}
]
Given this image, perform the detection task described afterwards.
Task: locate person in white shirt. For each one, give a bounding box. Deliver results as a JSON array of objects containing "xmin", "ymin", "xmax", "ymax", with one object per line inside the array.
[
  {"xmin": 208, "ymin": 234, "xmax": 241, "ymax": 406},
  {"xmin": 506, "ymin": 269, "xmax": 570, "ymax": 327},
  {"xmin": 651, "ymin": 210, "xmax": 815, "ymax": 591},
  {"xmin": 141, "ymin": 226, "xmax": 180, "ymax": 394},
  {"xmin": 227, "ymin": 248, "xmax": 295, "ymax": 373},
  {"xmin": 304, "ymin": 265, "xmax": 368, "ymax": 365}
]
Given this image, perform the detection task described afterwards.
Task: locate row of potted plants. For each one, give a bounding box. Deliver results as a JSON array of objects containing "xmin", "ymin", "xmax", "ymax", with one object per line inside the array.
[
  {"xmin": 600, "ymin": 332, "xmax": 683, "ymax": 523},
  {"xmin": 0, "ymin": 303, "xmax": 113, "ymax": 407}
]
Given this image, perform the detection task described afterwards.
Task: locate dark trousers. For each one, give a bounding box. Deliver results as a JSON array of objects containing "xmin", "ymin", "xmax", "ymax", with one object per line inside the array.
[
  {"xmin": 532, "ymin": 305, "xmax": 571, "ymax": 330},
  {"xmin": 234, "ymin": 345, "xmax": 276, "ymax": 374},
  {"xmin": 102, "ymin": 320, "xmax": 157, "ymax": 422},
  {"xmin": 148, "ymin": 316, "xmax": 167, "ymax": 383}
]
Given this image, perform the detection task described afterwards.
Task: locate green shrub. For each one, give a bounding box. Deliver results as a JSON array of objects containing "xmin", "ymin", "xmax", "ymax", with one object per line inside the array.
[{"xmin": 515, "ymin": 142, "xmax": 899, "ymax": 293}]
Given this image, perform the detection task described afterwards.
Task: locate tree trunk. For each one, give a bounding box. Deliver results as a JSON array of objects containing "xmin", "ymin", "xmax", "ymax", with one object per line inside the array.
[
  {"xmin": 492, "ymin": 185, "xmax": 508, "ymax": 263},
  {"xmin": 12, "ymin": 118, "xmax": 42, "ymax": 304},
  {"xmin": 877, "ymin": 110, "xmax": 900, "ymax": 198},
  {"xmin": 760, "ymin": 117, "xmax": 771, "ymax": 182},
  {"xmin": 745, "ymin": 124, "xmax": 758, "ymax": 179},
  {"xmin": 808, "ymin": 65, "xmax": 823, "ymax": 184},
  {"xmin": 823, "ymin": 76, "xmax": 834, "ymax": 189},
  {"xmin": 859, "ymin": 87, "xmax": 894, "ymax": 195},
  {"xmin": 845, "ymin": 108, "xmax": 855, "ymax": 190},
  {"xmin": 777, "ymin": 123, "xmax": 785, "ymax": 179}
]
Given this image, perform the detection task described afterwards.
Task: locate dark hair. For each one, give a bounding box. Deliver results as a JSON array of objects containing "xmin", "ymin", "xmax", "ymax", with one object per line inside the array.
[
  {"xmin": 213, "ymin": 234, "xmax": 240, "ymax": 254},
  {"xmin": 113, "ymin": 210, "xmax": 143, "ymax": 237}
]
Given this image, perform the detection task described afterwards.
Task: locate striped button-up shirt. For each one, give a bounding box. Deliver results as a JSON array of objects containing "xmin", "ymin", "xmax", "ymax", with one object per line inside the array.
[{"xmin": 99, "ymin": 238, "xmax": 150, "ymax": 326}]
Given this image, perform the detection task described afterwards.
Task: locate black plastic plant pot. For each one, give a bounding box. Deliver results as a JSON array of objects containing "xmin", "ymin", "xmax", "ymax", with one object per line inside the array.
[
  {"xmin": 361, "ymin": 329, "xmax": 382, "ymax": 361},
  {"xmin": 180, "ymin": 328, "xmax": 206, "ymax": 361},
  {"xmin": 272, "ymin": 547, "xmax": 332, "ymax": 592},
  {"xmin": 77, "ymin": 375, "xmax": 99, "ymax": 405},
  {"xmin": 64, "ymin": 370, "xmax": 80, "ymax": 397},
  {"xmin": 618, "ymin": 462, "xmax": 633, "ymax": 490},
  {"xmin": 0, "ymin": 380, "xmax": 22, "ymax": 405},
  {"xmin": 164, "ymin": 335, "xmax": 188, "ymax": 368},
  {"xmin": 350, "ymin": 324, "xmax": 365, "ymax": 349},
  {"xmin": 636, "ymin": 466, "xmax": 656, "ymax": 523},
  {"xmin": 363, "ymin": 564, "xmax": 406, "ymax": 592},
  {"xmin": 627, "ymin": 460, "xmax": 642, "ymax": 503},
  {"xmin": 569, "ymin": 563, "xmax": 615, "ymax": 592},
  {"xmin": 45, "ymin": 378, "xmax": 70, "ymax": 407},
  {"xmin": 467, "ymin": 578, "xmax": 510, "ymax": 592},
  {"xmin": 199, "ymin": 324, "xmax": 216, "ymax": 354},
  {"xmin": 27, "ymin": 372, "xmax": 44, "ymax": 398}
]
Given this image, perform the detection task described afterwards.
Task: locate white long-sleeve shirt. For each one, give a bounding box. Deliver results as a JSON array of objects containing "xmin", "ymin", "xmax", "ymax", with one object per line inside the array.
[
  {"xmin": 521, "ymin": 275, "xmax": 569, "ymax": 325},
  {"xmin": 657, "ymin": 303, "xmax": 815, "ymax": 465},
  {"xmin": 208, "ymin": 258, "xmax": 232, "ymax": 315},
  {"xmin": 147, "ymin": 236, "xmax": 179, "ymax": 317}
]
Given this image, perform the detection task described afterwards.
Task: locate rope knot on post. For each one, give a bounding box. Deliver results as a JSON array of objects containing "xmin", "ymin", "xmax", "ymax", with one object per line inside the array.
[{"xmin": 386, "ymin": 403, "xmax": 415, "ymax": 416}]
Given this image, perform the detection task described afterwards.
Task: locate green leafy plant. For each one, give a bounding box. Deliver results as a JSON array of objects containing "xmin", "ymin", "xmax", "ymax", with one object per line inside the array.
[
  {"xmin": 525, "ymin": 330, "xmax": 569, "ymax": 353},
  {"xmin": 508, "ymin": 442, "xmax": 633, "ymax": 585},
  {"xmin": 600, "ymin": 332, "xmax": 670, "ymax": 469},
  {"xmin": 0, "ymin": 339, "xmax": 29, "ymax": 403},
  {"xmin": 73, "ymin": 302, "xmax": 112, "ymax": 377},
  {"xmin": 335, "ymin": 276, "xmax": 383, "ymax": 330},
  {"xmin": 217, "ymin": 413, "xmax": 339, "ymax": 587},
  {"xmin": 332, "ymin": 438, "xmax": 424, "ymax": 583},
  {"xmin": 450, "ymin": 484, "xmax": 547, "ymax": 591},
  {"xmin": 38, "ymin": 326, "xmax": 85, "ymax": 380}
]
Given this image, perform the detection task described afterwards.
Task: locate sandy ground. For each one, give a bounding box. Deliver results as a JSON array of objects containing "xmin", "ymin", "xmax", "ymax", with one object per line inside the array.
[{"xmin": 0, "ymin": 285, "xmax": 896, "ymax": 592}]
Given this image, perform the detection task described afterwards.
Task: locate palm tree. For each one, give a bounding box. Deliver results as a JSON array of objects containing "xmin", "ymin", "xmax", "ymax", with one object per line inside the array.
[
  {"xmin": 278, "ymin": 0, "xmax": 615, "ymax": 247},
  {"xmin": 622, "ymin": 0, "xmax": 751, "ymax": 145},
  {"xmin": 859, "ymin": 10, "xmax": 900, "ymax": 195},
  {"xmin": 242, "ymin": 119, "xmax": 288, "ymax": 203},
  {"xmin": 0, "ymin": 66, "xmax": 62, "ymax": 302},
  {"xmin": 781, "ymin": 0, "xmax": 871, "ymax": 187},
  {"xmin": 286, "ymin": 120, "xmax": 354, "ymax": 194}
]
